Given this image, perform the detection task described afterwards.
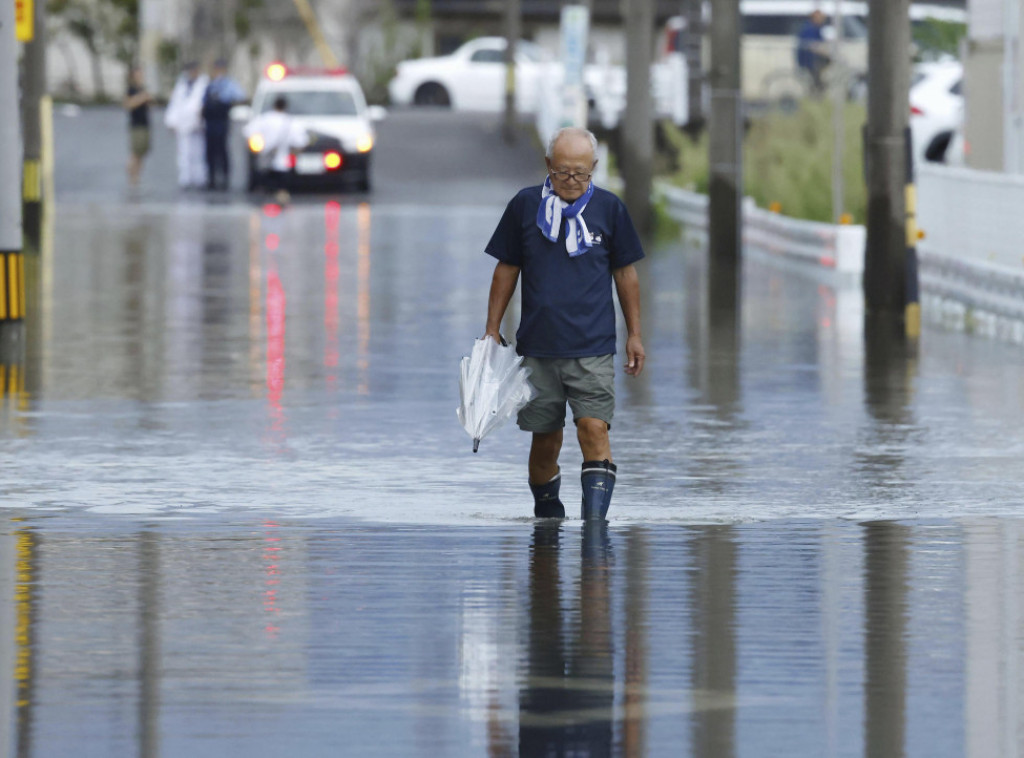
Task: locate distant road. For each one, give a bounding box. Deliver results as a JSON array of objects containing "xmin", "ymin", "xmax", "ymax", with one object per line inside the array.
[{"xmin": 53, "ymin": 104, "xmax": 544, "ymax": 207}]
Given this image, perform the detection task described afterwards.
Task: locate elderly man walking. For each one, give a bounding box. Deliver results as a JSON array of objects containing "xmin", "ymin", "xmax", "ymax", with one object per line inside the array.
[{"xmin": 483, "ymin": 126, "xmax": 646, "ymax": 520}]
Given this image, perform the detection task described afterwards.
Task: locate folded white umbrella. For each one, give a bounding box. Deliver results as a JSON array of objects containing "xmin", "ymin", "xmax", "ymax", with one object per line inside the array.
[{"xmin": 458, "ymin": 338, "xmax": 536, "ymax": 453}]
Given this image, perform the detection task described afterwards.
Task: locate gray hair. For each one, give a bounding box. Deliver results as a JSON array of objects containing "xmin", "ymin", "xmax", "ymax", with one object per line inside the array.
[{"xmin": 545, "ymin": 127, "xmax": 599, "ymax": 160}]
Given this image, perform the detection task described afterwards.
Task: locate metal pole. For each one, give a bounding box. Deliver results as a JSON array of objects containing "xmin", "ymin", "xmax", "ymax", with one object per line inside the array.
[
  {"xmin": 623, "ymin": 0, "xmax": 655, "ymax": 236},
  {"xmin": 503, "ymin": 0, "xmax": 521, "ymax": 143},
  {"xmin": 864, "ymin": 0, "xmax": 911, "ymax": 324},
  {"xmin": 1, "ymin": 0, "xmax": 25, "ymax": 323},
  {"xmin": 831, "ymin": 0, "xmax": 845, "ymax": 222},
  {"xmin": 21, "ymin": 0, "xmax": 46, "ymax": 252},
  {"xmin": 708, "ymin": 0, "xmax": 742, "ymax": 307}
]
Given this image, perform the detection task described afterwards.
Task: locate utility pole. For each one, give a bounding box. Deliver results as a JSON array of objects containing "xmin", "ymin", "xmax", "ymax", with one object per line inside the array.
[
  {"xmin": 139, "ymin": 0, "xmax": 163, "ymax": 95},
  {"xmin": 683, "ymin": 0, "xmax": 705, "ymax": 134},
  {"xmin": 503, "ymin": 0, "xmax": 521, "ymax": 143},
  {"xmin": 21, "ymin": 0, "xmax": 46, "ymax": 252},
  {"xmin": 831, "ymin": 0, "xmax": 845, "ymax": 223},
  {"xmin": 864, "ymin": 0, "xmax": 911, "ymax": 327},
  {"xmin": 2, "ymin": 0, "xmax": 25, "ymax": 322},
  {"xmin": 708, "ymin": 0, "xmax": 742, "ymax": 309},
  {"xmin": 622, "ymin": 0, "xmax": 654, "ymax": 236}
]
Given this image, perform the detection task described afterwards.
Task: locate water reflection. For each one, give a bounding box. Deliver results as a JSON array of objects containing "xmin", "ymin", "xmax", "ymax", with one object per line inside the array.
[
  {"xmin": 862, "ymin": 521, "xmax": 909, "ymax": 758},
  {"xmin": 15, "ymin": 524, "xmax": 36, "ymax": 758},
  {"xmin": 0, "ymin": 519, "xmax": 1018, "ymax": 754},
  {"xmin": 685, "ymin": 252, "xmax": 744, "ymax": 492},
  {"xmin": 519, "ymin": 522, "xmax": 615, "ymax": 756},
  {"xmin": 137, "ymin": 530, "xmax": 160, "ymax": 758},
  {"xmin": 0, "ymin": 324, "xmax": 28, "ymax": 438},
  {"xmin": 689, "ymin": 526, "xmax": 736, "ymax": 758},
  {"xmin": 858, "ymin": 319, "xmax": 920, "ymax": 491},
  {"xmin": 261, "ymin": 203, "xmax": 288, "ymax": 449}
]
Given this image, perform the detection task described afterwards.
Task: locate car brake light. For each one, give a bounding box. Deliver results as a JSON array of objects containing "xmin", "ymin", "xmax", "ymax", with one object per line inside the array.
[
  {"xmin": 248, "ymin": 134, "xmax": 265, "ymax": 153},
  {"xmin": 911, "ymin": 105, "xmax": 925, "ymax": 116},
  {"xmin": 266, "ymin": 63, "xmax": 287, "ymax": 81},
  {"xmin": 324, "ymin": 151, "xmax": 343, "ymax": 170},
  {"xmin": 287, "ymin": 154, "xmax": 296, "ymax": 169}
]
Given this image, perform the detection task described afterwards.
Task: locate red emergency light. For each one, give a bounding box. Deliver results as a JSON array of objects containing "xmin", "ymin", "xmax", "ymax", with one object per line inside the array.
[{"xmin": 264, "ymin": 62, "xmax": 349, "ymax": 81}]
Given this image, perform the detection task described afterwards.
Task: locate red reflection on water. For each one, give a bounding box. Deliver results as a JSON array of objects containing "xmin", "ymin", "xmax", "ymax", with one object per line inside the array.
[
  {"xmin": 357, "ymin": 203, "xmax": 371, "ymax": 395},
  {"xmin": 324, "ymin": 202, "xmax": 342, "ymax": 383},
  {"xmin": 266, "ymin": 269, "xmax": 286, "ymax": 435},
  {"xmin": 325, "ymin": 200, "xmax": 341, "ymax": 230},
  {"xmin": 263, "ymin": 520, "xmax": 282, "ymax": 641}
]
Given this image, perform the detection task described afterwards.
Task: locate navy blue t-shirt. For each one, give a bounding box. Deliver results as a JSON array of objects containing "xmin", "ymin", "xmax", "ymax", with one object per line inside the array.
[{"xmin": 485, "ymin": 185, "xmax": 645, "ymax": 358}]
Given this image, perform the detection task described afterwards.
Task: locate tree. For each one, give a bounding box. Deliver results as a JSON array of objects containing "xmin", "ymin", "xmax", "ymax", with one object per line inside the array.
[{"xmin": 47, "ymin": 0, "xmax": 138, "ymax": 100}]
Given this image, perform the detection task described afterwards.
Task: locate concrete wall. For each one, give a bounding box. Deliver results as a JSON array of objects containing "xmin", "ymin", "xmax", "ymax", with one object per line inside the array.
[
  {"xmin": 963, "ymin": 38, "xmax": 1005, "ymax": 171},
  {"xmin": 963, "ymin": 0, "xmax": 1024, "ymax": 174}
]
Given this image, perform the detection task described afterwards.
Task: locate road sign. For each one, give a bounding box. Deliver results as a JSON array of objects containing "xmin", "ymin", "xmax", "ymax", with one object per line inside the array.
[
  {"xmin": 15, "ymin": 0, "xmax": 33, "ymax": 41},
  {"xmin": 559, "ymin": 4, "xmax": 589, "ymax": 128}
]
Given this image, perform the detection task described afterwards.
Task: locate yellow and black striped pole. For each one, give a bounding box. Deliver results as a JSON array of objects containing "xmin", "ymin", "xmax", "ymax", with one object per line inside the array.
[
  {"xmin": 21, "ymin": 0, "xmax": 47, "ymax": 252},
  {"xmin": 0, "ymin": 252, "xmax": 25, "ymax": 322},
  {"xmin": 2, "ymin": 0, "xmax": 25, "ymax": 323},
  {"xmin": 904, "ymin": 126, "xmax": 921, "ymax": 339}
]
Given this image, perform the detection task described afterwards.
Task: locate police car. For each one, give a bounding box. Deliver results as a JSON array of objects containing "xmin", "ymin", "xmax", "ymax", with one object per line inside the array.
[{"xmin": 235, "ymin": 64, "xmax": 385, "ymax": 192}]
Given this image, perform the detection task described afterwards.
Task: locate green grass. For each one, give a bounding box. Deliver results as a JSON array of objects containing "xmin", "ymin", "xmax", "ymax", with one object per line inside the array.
[{"xmin": 662, "ymin": 99, "xmax": 868, "ymax": 225}]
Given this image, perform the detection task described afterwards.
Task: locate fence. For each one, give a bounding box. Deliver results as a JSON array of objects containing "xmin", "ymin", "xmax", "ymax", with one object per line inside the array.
[
  {"xmin": 659, "ymin": 184, "xmax": 866, "ymax": 285},
  {"xmin": 917, "ymin": 164, "xmax": 1024, "ymax": 331}
]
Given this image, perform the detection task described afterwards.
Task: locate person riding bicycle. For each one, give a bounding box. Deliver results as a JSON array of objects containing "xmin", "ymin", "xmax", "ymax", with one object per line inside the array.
[{"xmin": 796, "ymin": 10, "xmax": 831, "ymax": 94}]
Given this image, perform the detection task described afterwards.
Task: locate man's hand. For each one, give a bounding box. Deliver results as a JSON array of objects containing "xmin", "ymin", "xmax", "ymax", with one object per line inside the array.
[
  {"xmin": 625, "ymin": 335, "xmax": 645, "ymax": 376},
  {"xmin": 483, "ymin": 329, "xmax": 504, "ymax": 345}
]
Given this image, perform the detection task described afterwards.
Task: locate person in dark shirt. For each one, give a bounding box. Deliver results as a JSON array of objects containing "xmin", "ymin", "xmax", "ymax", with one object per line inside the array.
[
  {"xmin": 202, "ymin": 58, "xmax": 246, "ymax": 190},
  {"xmin": 796, "ymin": 10, "xmax": 831, "ymax": 94},
  {"xmin": 123, "ymin": 67, "xmax": 152, "ymax": 187},
  {"xmin": 484, "ymin": 126, "xmax": 646, "ymax": 521}
]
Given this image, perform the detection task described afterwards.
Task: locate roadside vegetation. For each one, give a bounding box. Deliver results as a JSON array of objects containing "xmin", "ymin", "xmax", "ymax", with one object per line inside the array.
[{"xmin": 662, "ymin": 98, "xmax": 868, "ymax": 225}]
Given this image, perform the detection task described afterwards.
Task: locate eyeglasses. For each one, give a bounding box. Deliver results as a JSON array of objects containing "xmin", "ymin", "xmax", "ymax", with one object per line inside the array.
[{"xmin": 549, "ymin": 170, "xmax": 592, "ymax": 183}]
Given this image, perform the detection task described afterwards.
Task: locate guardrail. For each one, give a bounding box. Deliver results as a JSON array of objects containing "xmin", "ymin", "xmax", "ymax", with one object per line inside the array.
[
  {"xmin": 917, "ymin": 164, "xmax": 1024, "ymax": 331},
  {"xmin": 659, "ymin": 183, "xmax": 865, "ymax": 284}
]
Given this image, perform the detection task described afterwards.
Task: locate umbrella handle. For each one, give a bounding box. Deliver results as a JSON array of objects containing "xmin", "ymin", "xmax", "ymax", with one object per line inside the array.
[{"xmin": 473, "ymin": 438, "xmax": 480, "ymax": 453}]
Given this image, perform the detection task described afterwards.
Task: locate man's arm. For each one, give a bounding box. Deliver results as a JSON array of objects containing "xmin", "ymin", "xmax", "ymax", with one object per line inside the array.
[
  {"xmin": 123, "ymin": 90, "xmax": 151, "ymax": 111},
  {"xmin": 613, "ymin": 264, "xmax": 645, "ymax": 376},
  {"xmin": 484, "ymin": 262, "xmax": 520, "ymax": 344}
]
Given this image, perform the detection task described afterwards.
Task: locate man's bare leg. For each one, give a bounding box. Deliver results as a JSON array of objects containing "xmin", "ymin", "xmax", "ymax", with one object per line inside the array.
[
  {"xmin": 577, "ymin": 417, "xmax": 616, "ymax": 520},
  {"xmin": 529, "ymin": 430, "xmax": 565, "ymax": 518}
]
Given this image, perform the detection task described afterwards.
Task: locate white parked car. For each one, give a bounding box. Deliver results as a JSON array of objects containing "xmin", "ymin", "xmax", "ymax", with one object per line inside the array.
[
  {"xmin": 388, "ymin": 36, "xmax": 689, "ymax": 132},
  {"xmin": 388, "ymin": 37, "xmax": 551, "ymax": 113},
  {"xmin": 909, "ymin": 58, "xmax": 963, "ymax": 167},
  {"xmin": 233, "ymin": 64, "xmax": 386, "ymax": 192}
]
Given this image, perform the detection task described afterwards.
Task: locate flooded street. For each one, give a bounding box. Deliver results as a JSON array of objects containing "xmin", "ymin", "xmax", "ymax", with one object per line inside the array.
[{"xmin": 1, "ymin": 108, "xmax": 1024, "ymax": 755}]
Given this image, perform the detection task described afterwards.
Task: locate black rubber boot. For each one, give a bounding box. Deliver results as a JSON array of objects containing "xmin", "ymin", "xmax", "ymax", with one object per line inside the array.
[
  {"xmin": 581, "ymin": 460, "xmax": 617, "ymax": 520},
  {"xmin": 530, "ymin": 470, "xmax": 566, "ymax": 518}
]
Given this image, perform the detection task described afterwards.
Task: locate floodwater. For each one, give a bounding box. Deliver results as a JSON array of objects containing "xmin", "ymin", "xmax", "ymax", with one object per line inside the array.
[{"xmin": 2, "ymin": 109, "xmax": 1024, "ymax": 755}]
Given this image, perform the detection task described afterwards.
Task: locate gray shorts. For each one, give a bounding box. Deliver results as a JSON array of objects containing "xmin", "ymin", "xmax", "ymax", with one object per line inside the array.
[{"xmin": 517, "ymin": 354, "xmax": 615, "ymax": 433}]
